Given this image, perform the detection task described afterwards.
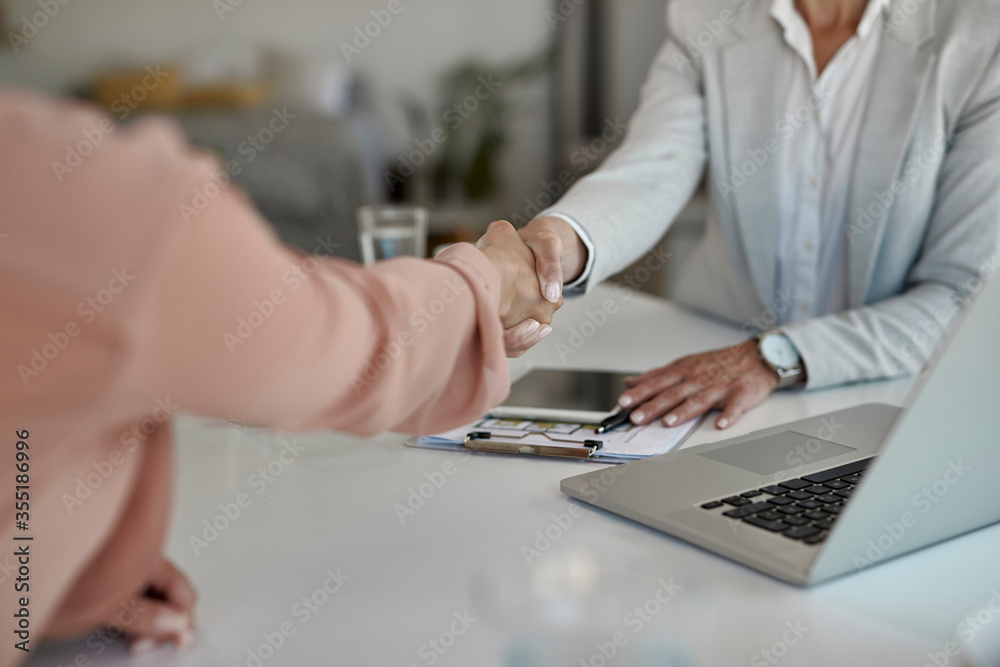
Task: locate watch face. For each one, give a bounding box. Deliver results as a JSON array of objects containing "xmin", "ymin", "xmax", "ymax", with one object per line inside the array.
[{"xmin": 761, "ymin": 334, "xmax": 799, "ymax": 370}]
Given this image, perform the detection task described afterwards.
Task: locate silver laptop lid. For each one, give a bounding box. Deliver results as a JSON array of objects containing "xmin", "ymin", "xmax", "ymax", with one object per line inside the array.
[{"xmin": 813, "ymin": 272, "xmax": 1000, "ymax": 582}]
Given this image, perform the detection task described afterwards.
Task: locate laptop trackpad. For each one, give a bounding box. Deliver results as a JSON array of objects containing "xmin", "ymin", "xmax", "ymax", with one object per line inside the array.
[{"xmin": 698, "ymin": 431, "xmax": 856, "ymax": 475}]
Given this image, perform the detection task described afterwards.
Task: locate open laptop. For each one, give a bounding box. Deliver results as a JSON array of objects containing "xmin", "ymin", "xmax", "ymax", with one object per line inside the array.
[{"xmin": 561, "ymin": 274, "xmax": 1000, "ymax": 585}]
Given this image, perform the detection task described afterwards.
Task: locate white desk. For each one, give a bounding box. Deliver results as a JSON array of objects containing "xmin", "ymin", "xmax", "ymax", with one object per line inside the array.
[{"xmin": 33, "ymin": 286, "xmax": 1000, "ymax": 666}]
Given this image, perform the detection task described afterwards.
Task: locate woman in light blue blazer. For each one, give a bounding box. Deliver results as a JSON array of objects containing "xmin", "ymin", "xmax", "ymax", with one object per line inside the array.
[{"xmin": 506, "ymin": 0, "xmax": 1000, "ymax": 430}]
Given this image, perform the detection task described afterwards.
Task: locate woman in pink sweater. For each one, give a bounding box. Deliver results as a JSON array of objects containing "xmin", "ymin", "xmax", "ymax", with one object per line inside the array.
[{"xmin": 0, "ymin": 92, "xmax": 558, "ymax": 662}]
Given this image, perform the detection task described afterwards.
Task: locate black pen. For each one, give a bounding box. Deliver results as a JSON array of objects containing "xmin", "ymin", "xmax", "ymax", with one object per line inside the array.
[{"xmin": 594, "ymin": 408, "xmax": 635, "ymax": 434}]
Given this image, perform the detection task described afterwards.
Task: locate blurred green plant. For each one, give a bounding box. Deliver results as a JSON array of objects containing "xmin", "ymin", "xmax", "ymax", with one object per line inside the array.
[{"xmin": 433, "ymin": 43, "xmax": 558, "ymax": 202}]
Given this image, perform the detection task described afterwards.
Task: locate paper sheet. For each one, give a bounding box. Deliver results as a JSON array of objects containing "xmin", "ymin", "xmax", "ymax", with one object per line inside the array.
[{"xmin": 421, "ymin": 415, "xmax": 701, "ymax": 459}]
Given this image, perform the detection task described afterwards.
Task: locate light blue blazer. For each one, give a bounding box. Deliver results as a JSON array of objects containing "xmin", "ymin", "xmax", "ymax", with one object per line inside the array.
[{"xmin": 544, "ymin": 0, "xmax": 1000, "ymax": 389}]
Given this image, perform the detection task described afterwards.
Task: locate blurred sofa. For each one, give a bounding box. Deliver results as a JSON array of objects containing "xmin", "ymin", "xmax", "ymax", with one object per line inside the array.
[{"xmin": 175, "ymin": 108, "xmax": 370, "ymax": 261}]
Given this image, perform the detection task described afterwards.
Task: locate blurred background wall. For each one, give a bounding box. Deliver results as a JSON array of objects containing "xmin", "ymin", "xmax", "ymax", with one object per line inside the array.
[{"xmin": 0, "ymin": 0, "xmax": 689, "ymax": 289}]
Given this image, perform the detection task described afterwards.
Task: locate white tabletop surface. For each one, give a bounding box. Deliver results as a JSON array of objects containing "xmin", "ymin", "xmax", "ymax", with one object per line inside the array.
[{"xmin": 33, "ymin": 285, "xmax": 1000, "ymax": 667}]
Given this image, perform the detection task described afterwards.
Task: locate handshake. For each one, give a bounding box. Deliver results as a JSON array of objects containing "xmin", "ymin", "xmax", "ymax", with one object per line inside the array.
[
  {"xmin": 476, "ymin": 217, "xmax": 588, "ymax": 357},
  {"xmin": 475, "ymin": 216, "xmax": 783, "ymax": 433}
]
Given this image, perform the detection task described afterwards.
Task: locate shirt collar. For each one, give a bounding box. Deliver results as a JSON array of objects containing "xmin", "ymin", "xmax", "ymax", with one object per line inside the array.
[
  {"xmin": 770, "ymin": 0, "xmax": 889, "ymax": 79},
  {"xmin": 771, "ymin": 0, "xmax": 890, "ymax": 39},
  {"xmin": 856, "ymin": 0, "xmax": 892, "ymax": 37}
]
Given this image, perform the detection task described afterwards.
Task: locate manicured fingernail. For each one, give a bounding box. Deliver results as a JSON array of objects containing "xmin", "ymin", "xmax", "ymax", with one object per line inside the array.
[
  {"xmin": 631, "ymin": 411, "xmax": 644, "ymax": 424},
  {"xmin": 619, "ymin": 395, "xmax": 633, "ymax": 407},
  {"xmin": 130, "ymin": 639, "xmax": 156, "ymax": 656},
  {"xmin": 544, "ymin": 284, "xmax": 561, "ymax": 303},
  {"xmin": 664, "ymin": 415, "xmax": 678, "ymax": 426},
  {"xmin": 538, "ymin": 326, "xmax": 552, "ymax": 339},
  {"xmin": 153, "ymin": 610, "xmax": 189, "ymax": 635},
  {"xmin": 525, "ymin": 320, "xmax": 540, "ymax": 335},
  {"xmin": 717, "ymin": 418, "xmax": 729, "ymax": 429}
]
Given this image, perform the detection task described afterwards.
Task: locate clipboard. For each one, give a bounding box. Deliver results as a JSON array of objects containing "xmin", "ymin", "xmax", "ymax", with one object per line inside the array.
[
  {"xmin": 463, "ymin": 430, "xmax": 605, "ymax": 460},
  {"xmin": 406, "ymin": 413, "xmax": 706, "ymax": 464}
]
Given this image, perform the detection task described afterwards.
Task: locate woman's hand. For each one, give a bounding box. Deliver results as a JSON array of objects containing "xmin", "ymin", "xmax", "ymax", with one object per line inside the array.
[
  {"xmin": 477, "ymin": 220, "xmax": 562, "ymax": 356},
  {"xmin": 617, "ymin": 340, "xmax": 780, "ymax": 430},
  {"xmin": 120, "ymin": 556, "xmax": 198, "ymax": 655}
]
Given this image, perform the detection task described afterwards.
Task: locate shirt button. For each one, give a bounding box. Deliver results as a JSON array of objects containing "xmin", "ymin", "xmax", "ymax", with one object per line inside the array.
[
  {"xmin": 809, "ymin": 177, "xmax": 817, "ymax": 188},
  {"xmin": 804, "ymin": 242, "xmax": 814, "ymax": 252},
  {"xmin": 800, "ymin": 302, "xmax": 810, "ymax": 312},
  {"xmin": 813, "ymin": 109, "xmax": 821, "ymax": 123}
]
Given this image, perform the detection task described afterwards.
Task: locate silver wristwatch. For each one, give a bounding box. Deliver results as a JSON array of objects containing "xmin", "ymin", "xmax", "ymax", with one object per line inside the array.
[{"xmin": 755, "ymin": 332, "xmax": 804, "ymax": 390}]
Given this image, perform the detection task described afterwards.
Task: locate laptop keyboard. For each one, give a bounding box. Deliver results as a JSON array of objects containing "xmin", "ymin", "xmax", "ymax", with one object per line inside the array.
[{"xmin": 699, "ymin": 457, "xmax": 873, "ymax": 546}]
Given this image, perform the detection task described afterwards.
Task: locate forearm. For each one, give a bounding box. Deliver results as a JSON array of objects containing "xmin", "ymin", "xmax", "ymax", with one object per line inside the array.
[
  {"xmin": 134, "ymin": 186, "xmax": 510, "ymax": 437},
  {"xmin": 782, "ymin": 283, "xmax": 965, "ymax": 390},
  {"xmin": 537, "ymin": 32, "xmax": 707, "ymax": 289}
]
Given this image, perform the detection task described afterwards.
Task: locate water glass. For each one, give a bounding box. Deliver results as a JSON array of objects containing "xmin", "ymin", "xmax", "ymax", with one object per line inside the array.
[{"xmin": 357, "ymin": 205, "xmax": 428, "ymax": 265}]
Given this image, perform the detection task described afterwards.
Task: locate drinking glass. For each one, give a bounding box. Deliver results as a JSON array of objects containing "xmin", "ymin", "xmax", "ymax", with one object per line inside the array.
[{"xmin": 357, "ymin": 205, "xmax": 429, "ymax": 265}]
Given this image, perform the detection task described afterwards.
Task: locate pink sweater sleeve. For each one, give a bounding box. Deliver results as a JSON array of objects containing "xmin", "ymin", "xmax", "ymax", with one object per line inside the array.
[
  {"xmin": 0, "ymin": 93, "xmax": 510, "ymax": 662},
  {"xmin": 128, "ymin": 165, "xmax": 510, "ymax": 436}
]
